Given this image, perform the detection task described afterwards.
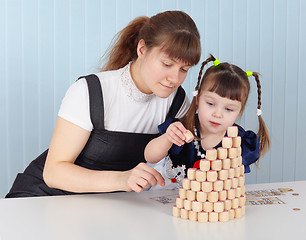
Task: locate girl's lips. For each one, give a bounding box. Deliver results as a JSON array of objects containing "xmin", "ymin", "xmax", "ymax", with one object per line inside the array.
[
  {"xmin": 210, "ymin": 121, "xmax": 221, "ymax": 127},
  {"xmin": 160, "ymin": 83, "xmax": 174, "ymax": 89}
]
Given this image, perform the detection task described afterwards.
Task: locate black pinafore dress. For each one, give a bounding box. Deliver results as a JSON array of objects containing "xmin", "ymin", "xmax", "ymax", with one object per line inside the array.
[{"xmin": 6, "ymin": 74, "xmax": 186, "ymax": 198}]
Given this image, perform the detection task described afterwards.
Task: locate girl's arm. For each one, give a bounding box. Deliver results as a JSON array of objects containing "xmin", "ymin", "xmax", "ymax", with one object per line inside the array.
[
  {"xmin": 43, "ymin": 117, "xmax": 164, "ymax": 193},
  {"xmin": 145, "ymin": 121, "xmax": 193, "ymax": 163}
]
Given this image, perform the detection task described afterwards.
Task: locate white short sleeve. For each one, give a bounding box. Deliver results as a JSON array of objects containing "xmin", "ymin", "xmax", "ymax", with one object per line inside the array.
[{"xmin": 58, "ymin": 78, "xmax": 93, "ymax": 131}]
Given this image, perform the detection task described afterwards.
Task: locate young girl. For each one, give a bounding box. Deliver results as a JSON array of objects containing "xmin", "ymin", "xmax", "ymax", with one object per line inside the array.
[
  {"xmin": 145, "ymin": 54, "xmax": 270, "ymax": 183},
  {"xmin": 6, "ymin": 10, "xmax": 201, "ymax": 197}
]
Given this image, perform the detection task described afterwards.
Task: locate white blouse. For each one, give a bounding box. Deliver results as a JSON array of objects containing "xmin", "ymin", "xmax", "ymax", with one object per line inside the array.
[{"xmin": 58, "ymin": 63, "xmax": 190, "ymax": 133}]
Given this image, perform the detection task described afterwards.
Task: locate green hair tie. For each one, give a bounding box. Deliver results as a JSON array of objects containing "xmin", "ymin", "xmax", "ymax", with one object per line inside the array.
[
  {"xmin": 213, "ymin": 59, "xmax": 220, "ymax": 66},
  {"xmin": 246, "ymin": 71, "xmax": 253, "ymax": 77}
]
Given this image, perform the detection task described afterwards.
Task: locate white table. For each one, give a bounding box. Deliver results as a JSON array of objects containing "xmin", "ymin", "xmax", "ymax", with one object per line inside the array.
[{"xmin": 0, "ymin": 181, "xmax": 305, "ymax": 240}]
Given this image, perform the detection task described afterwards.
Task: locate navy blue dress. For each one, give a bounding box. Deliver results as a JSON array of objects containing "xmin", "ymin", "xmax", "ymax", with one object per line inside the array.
[{"xmin": 158, "ymin": 117, "xmax": 260, "ymax": 173}]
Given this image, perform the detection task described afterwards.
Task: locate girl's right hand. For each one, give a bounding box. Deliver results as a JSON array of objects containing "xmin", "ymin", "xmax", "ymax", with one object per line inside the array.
[
  {"xmin": 165, "ymin": 121, "xmax": 191, "ymax": 147},
  {"xmin": 121, "ymin": 163, "xmax": 165, "ymax": 193}
]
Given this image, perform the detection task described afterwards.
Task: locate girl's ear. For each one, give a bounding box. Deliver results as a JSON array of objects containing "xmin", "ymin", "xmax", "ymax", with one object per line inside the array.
[{"xmin": 137, "ymin": 39, "xmax": 147, "ymax": 57}]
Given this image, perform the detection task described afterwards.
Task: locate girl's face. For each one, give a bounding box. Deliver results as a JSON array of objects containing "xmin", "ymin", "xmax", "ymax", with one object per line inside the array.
[
  {"xmin": 133, "ymin": 40, "xmax": 191, "ymax": 98},
  {"xmin": 197, "ymin": 90, "xmax": 242, "ymax": 137}
]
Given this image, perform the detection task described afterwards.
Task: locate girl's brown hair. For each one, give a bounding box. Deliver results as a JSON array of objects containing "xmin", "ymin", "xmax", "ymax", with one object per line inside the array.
[
  {"xmin": 183, "ymin": 54, "xmax": 270, "ymax": 162},
  {"xmin": 100, "ymin": 11, "xmax": 201, "ymax": 71}
]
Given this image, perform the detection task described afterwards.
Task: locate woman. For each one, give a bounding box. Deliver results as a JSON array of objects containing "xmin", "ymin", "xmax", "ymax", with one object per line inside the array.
[{"xmin": 6, "ymin": 10, "xmax": 201, "ymax": 197}]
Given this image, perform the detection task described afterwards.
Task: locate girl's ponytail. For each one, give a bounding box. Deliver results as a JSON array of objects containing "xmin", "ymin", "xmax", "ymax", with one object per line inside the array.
[
  {"xmin": 252, "ymin": 72, "xmax": 270, "ymax": 163},
  {"xmin": 100, "ymin": 16, "xmax": 149, "ymax": 71}
]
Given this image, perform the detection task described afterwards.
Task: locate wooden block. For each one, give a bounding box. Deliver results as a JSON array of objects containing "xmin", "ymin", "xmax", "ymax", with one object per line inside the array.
[
  {"xmin": 235, "ymin": 207, "xmax": 243, "ymax": 218},
  {"xmin": 227, "ymin": 189, "xmax": 236, "ymax": 200},
  {"xmin": 179, "ymin": 188, "xmax": 187, "ymax": 199},
  {"xmin": 176, "ymin": 197, "xmax": 184, "ymax": 209},
  {"xmin": 222, "ymin": 158, "xmax": 231, "ymax": 169},
  {"xmin": 183, "ymin": 199, "xmax": 192, "ymax": 210},
  {"xmin": 182, "ymin": 178, "xmax": 191, "ymax": 190},
  {"xmin": 223, "ymin": 179, "xmax": 232, "ymax": 190},
  {"xmin": 195, "ymin": 170, "xmax": 206, "ymax": 182},
  {"xmin": 219, "ymin": 190, "xmax": 227, "ymax": 201},
  {"xmin": 232, "ymin": 136, "xmax": 241, "ymax": 147},
  {"xmin": 188, "ymin": 211, "xmax": 198, "ymax": 221},
  {"xmin": 219, "ymin": 211, "xmax": 230, "ymax": 222},
  {"xmin": 231, "ymin": 198, "xmax": 239, "ymax": 209},
  {"xmin": 237, "ymin": 156, "xmax": 243, "ymax": 166},
  {"xmin": 217, "ymin": 147, "xmax": 228, "ymax": 159},
  {"xmin": 202, "ymin": 181, "xmax": 213, "ymax": 192},
  {"xmin": 207, "ymin": 170, "xmax": 218, "ymax": 182},
  {"xmin": 228, "ymin": 148, "xmax": 238, "ymax": 159},
  {"xmin": 187, "ymin": 168, "xmax": 197, "ymax": 180},
  {"xmin": 184, "ymin": 130, "xmax": 194, "ymax": 142},
  {"xmin": 241, "ymin": 185, "xmax": 246, "ymax": 195},
  {"xmin": 206, "ymin": 148, "xmax": 217, "ymax": 160},
  {"xmin": 231, "ymin": 177, "xmax": 239, "ymax": 189},
  {"xmin": 187, "ymin": 190, "xmax": 196, "ymax": 201},
  {"xmin": 196, "ymin": 191, "xmax": 207, "ymax": 202},
  {"xmin": 239, "ymin": 196, "xmax": 246, "ymax": 207},
  {"xmin": 213, "ymin": 180, "xmax": 224, "ymax": 191},
  {"xmin": 222, "ymin": 137, "xmax": 232, "ymax": 148},
  {"xmin": 229, "ymin": 209, "xmax": 235, "ymax": 220},
  {"xmin": 227, "ymin": 126, "xmax": 238, "ymax": 137},
  {"xmin": 198, "ymin": 211, "xmax": 208, "ymax": 222},
  {"xmin": 237, "ymin": 147, "xmax": 242, "ymax": 156},
  {"xmin": 208, "ymin": 191, "xmax": 219, "ymax": 203},
  {"xmin": 235, "ymin": 187, "xmax": 242, "ymax": 198},
  {"xmin": 208, "ymin": 212, "xmax": 219, "ymax": 222},
  {"xmin": 213, "ymin": 201, "xmax": 225, "ymax": 213},
  {"xmin": 238, "ymin": 176, "xmax": 245, "ymax": 187},
  {"xmin": 192, "ymin": 201, "xmax": 203, "ymax": 212},
  {"xmin": 200, "ymin": 160, "xmax": 210, "ymax": 171},
  {"xmin": 218, "ymin": 169, "xmax": 229, "ymax": 180},
  {"xmin": 240, "ymin": 164, "xmax": 245, "ymax": 175},
  {"xmin": 180, "ymin": 208, "xmax": 189, "ymax": 219},
  {"xmin": 234, "ymin": 166, "xmax": 241, "ymax": 177},
  {"xmin": 228, "ymin": 168, "xmax": 235, "ymax": 178},
  {"xmin": 231, "ymin": 157, "xmax": 240, "ymax": 168},
  {"xmin": 191, "ymin": 180, "xmax": 201, "ymax": 192},
  {"xmin": 224, "ymin": 199, "xmax": 232, "ymax": 211},
  {"xmin": 203, "ymin": 202, "xmax": 213, "ymax": 212},
  {"xmin": 173, "ymin": 206, "xmax": 181, "ymax": 217},
  {"xmin": 211, "ymin": 159, "xmax": 222, "ymax": 171}
]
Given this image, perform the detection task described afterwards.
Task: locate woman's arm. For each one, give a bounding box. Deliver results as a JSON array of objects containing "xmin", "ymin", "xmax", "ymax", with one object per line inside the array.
[
  {"xmin": 144, "ymin": 121, "xmax": 193, "ymax": 164},
  {"xmin": 43, "ymin": 117, "xmax": 164, "ymax": 193}
]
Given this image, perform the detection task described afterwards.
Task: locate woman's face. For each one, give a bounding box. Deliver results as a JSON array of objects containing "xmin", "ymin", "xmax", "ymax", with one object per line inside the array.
[{"xmin": 133, "ymin": 40, "xmax": 191, "ymax": 98}]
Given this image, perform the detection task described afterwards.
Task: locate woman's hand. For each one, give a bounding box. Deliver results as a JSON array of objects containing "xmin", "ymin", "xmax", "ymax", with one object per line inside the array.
[
  {"xmin": 165, "ymin": 121, "xmax": 194, "ymax": 146},
  {"xmin": 121, "ymin": 163, "xmax": 165, "ymax": 192}
]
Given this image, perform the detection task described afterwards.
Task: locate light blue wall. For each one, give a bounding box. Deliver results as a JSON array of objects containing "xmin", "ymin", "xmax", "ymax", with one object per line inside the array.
[{"xmin": 0, "ymin": 0, "xmax": 305, "ymax": 197}]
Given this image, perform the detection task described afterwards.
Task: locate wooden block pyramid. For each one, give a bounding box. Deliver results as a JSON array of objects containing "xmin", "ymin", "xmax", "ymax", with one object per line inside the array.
[{"xmin": 172, "ymin": 126, "xmax": 246, "ymax": 222}]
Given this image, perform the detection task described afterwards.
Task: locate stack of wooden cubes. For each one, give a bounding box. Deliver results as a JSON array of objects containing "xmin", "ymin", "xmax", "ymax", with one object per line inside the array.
[{"xmin": 172, "ymin": 126, "xmax": 246, "ymax": 222}]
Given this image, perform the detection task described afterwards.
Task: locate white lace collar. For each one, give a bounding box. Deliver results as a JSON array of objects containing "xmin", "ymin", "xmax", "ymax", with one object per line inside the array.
[{"xmin": 120, "ymin": 62, "xmax": 154, "ymax": 102}]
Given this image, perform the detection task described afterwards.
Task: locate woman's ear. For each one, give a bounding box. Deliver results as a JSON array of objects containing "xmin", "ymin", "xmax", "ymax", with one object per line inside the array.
[{"xmin": 137, "ymin": 39, "xmax": 147, "ymax": 58}]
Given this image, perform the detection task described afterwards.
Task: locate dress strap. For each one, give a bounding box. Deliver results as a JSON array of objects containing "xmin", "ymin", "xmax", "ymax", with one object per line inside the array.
[
  {"xmin": 78, "ymin": 74, "xmax": 104, "ymax": 130},
  {"xmin": 166, "ymin": 86, "xmax": 186, "ymax": 119}
]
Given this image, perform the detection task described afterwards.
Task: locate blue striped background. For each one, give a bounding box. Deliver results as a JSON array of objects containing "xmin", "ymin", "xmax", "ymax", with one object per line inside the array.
[{"xmin": 0, "ymin": 0, "xmax": 305, "ymax": 197}]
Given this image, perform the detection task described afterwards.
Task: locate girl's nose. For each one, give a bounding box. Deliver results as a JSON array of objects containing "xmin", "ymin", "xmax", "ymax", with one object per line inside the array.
[{"xmin": 212, "ymin": 108, "xmax": 222, "ymax": 118}]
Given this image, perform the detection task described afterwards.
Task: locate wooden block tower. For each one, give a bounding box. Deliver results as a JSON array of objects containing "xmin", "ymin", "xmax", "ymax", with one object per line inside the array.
[{"xmin": 172, "ymin": 126, "xmax": 246, "ymax": 222}]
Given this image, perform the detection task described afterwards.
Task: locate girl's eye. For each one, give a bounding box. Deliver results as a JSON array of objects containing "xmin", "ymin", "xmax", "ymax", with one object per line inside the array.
[
  {"xmin": 226, "ymin": 108, "xmax": 233, "ymax": 112},
  {"xmin": 207, "ymin": 102, "xmax": 213, "ymax": 106},
  {"xmin": 163, "ymin": 62, "xmax": 171, "ymax": 67},
  {"xmin": 180, "ymin": 68, "xmax": 188, "ymax": 73}
]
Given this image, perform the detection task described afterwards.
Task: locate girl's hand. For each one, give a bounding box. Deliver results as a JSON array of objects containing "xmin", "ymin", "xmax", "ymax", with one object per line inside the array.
[
  {"xmin": 121, "ymin": 163, "xmax": 165, "ymax": 192},
  {"xmin": 165, "ymin": 122, "xmax": 194, "ymax": 146}
]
